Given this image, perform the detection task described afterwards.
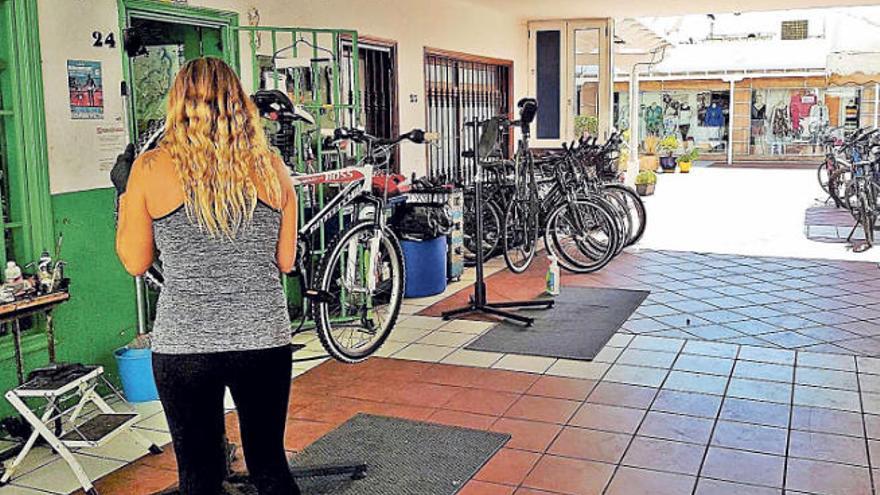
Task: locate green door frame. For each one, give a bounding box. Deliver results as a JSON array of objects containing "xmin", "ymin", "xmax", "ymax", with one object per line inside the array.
[
  {"xmin": 0, "ymin": 0, "xmax": 54, "ymax": 262},
  {"xmin": 0, "ymin": 0, "xmax": 54, "ymax": 357},
  {"xmin": 116, "ymin": 0, "xmax": 241, "ymax": 142}
]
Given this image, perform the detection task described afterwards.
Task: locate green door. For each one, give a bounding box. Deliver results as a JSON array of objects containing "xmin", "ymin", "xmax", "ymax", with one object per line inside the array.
[{"xmin": 127, "ymin": 17, "xmax": 226, "ymax": 142}]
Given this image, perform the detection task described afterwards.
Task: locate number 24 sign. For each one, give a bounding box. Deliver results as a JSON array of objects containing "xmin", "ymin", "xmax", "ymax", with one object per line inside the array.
[{"xmin": 92, "ymin": 31, "xmax": 116, "ymax": 48}]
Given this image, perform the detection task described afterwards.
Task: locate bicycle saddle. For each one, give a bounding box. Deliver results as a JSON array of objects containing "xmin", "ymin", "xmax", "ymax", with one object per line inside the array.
[
  {"xmin": 252, "ymin": 89, "xmax": 315, "ymax": 125},
  {"xmin": 518, "ymin": 98, "xmax": 538, "ymax": 125}
]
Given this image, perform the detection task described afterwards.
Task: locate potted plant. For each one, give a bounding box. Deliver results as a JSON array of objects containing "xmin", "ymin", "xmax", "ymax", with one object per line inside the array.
[
  {"xmin": 574, "ymin": 115, "xmax": 599, "ymax": 138},
  {"xmin": 640, "ymin": 135, "xmax": 660, "ymax": 172},
  {"xmin": 658, "ymin": 135, "xmax": 679, "ymax": 173},
  {"xmin": 635, "ymin": 170, "xmax": 657, "ymax": 196},
  {"xmin": 677, "ymin": 147, "xmax": 699, "ymax": 173}
]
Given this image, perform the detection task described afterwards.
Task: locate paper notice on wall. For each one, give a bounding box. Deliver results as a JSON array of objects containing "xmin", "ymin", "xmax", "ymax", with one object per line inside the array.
[
  {"xmin": 67, "ymin": 60, "xmax": 104, "ymax": 120},
  {"xmin": 96, "ymin": 122, "xmax": 127, "ymax": 172}
]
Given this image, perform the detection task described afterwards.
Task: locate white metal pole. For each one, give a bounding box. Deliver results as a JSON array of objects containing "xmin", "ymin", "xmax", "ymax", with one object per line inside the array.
[
  {"xmin": 727, "ymin": 79, "xmax": 735, "ymax": 165},
  {"xmin": 625, "ymin": 68, "xmax": 640, "ymax": 187},
  {"xmin": 874, "ymin": 82, "xmax": 879, "ymax": 129}
]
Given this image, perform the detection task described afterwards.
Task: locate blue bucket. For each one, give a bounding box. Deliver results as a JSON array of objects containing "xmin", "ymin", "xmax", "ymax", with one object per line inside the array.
[
  {"xmin": 114, "ymin": 347, "xmax": 159, "ymax": 403},
  {"xmin": 401, "ymin": 236, "xmax": 448, "ymax": 298}
]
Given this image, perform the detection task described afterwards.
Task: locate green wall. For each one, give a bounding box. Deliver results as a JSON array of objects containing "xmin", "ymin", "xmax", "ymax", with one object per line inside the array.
[{"xmin": 51, "ymin": 187, "xmax": 137, "ymax": 371}]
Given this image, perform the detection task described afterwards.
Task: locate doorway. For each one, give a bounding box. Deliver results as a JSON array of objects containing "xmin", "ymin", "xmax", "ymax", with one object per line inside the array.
[
  {"xmin": 342, "ymin": 37, "xmax": 399, "ymax": 171},
  {"xmin": 119, "ymin": 2, "xmax": 239, "ymax": 145},
  {"xmin": 528, "ymin": 19, "xmax": 613, "ymax": 147}
]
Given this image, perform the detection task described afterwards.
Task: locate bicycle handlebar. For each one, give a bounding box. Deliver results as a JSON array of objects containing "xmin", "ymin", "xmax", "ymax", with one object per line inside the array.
[{"xmin": 331, "ymin": 127, "xmax": 436, "ymax": 146}]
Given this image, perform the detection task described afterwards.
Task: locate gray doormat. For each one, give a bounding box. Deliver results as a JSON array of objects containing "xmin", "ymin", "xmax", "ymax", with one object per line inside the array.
[
  {"xmin": 155, "ymin": 414, "xmax": 509, "ymax": 495},
  {"xmin": 465, "ymin": 287, "xmax": 649, "ymax": 360}
]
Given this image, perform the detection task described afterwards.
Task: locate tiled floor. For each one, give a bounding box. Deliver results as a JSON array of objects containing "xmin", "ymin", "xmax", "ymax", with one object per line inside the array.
[
  {"xmin": 425, "ymin": 249, "xmax": 880, "ymax": 356},
  {"xmin": 6, "ymin": 250, "xmax": 880, "ymax": 494}
]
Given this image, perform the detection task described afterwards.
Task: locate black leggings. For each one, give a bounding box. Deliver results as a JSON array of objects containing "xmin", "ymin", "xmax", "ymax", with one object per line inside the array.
[{"xmin": 153, "ymin": 345, "xmax": 296, "ymax": 495}]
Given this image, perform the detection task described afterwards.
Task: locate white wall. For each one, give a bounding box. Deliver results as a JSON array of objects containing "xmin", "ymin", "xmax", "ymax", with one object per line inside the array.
[{"xmin": 37, "ymin": 0, "xmax": 528, "ymax": 194}]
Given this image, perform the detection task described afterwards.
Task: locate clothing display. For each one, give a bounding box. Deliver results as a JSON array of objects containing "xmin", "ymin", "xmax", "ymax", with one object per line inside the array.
[
  {"xmin": 645, "ymin": 103, "xmax": 663, "ymax": 135},
  {"xmin": 770, "ymin": 103, "xmax": 790, "ymax": 138},
  {"xmin": 704, "ymin": 103, "xmax": 725, "ymax": 127}
]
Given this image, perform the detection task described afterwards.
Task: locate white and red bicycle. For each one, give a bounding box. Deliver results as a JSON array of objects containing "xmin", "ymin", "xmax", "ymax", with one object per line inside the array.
[{"xmin": 290, "ymin": 126, "xmax": 432, "ymax": 362}]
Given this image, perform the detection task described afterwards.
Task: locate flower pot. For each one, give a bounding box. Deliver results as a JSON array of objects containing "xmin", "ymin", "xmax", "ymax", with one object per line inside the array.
[
  {"xmin": 639, "ymin": 155, "xmax": 659, "ymax": 172},
  {"xmin": 659, "ymin": 156, "xmax": 676, "ymax": 173},
  {"xmin": 636, "ymin": 183, "xmax": 655, "ymax": 196},
  {"xmin": 678, "ymin": 161, "xmax": 692, "ymax": 173}
]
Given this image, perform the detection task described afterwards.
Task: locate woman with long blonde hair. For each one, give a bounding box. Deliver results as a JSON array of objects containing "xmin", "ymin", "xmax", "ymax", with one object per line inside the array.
[{"xmin": 115, "ymin": 57, "xmax": 299, "ymax": 495}]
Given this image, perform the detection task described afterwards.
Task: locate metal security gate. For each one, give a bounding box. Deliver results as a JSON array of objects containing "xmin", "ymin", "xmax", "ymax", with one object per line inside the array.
[
  {"xmin": 342, "ymin": 40, "xmax": 396, "ymax": 153},
  {"xmin": 424, "ymin": 51, "xmax": 511, "ymax": 184},
  {"xmin": 237, "ymin": 26, "xmax": 362, "ymax": 240}
]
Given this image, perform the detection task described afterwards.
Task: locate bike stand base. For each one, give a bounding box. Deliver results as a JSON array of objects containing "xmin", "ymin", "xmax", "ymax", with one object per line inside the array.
[{"xmin": 442, "ymin": 298, "xmax": 554, "ymax": 327}]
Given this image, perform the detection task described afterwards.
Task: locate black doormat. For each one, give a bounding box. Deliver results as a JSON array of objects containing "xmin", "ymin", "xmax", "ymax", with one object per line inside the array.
[
  {"xmin": 464, "ymin": 287, "xmax": 649, "ymax": 361},
  {"xmin": 155, "ymin": 414, "xmax": 509, "ymax": 495}
]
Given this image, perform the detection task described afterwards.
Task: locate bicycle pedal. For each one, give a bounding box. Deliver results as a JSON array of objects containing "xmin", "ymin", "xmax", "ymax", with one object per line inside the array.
[{"xmin": 304, "ymin": 289, "xmax": 336, "ymax": 304}]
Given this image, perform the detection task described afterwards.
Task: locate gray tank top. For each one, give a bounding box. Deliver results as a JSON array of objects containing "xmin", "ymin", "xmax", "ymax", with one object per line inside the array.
[{"xmin": 151, "ymin": 201, "xmax": 291, "ymax": 354}]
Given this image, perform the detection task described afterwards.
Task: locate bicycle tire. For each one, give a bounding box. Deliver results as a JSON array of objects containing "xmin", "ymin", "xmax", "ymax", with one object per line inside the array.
[
  {"xmin": 603, "ymin": 183, "xmax": 647, "ymax": 247},
  {"xmin": 502, "ymin": 198, "xmax": 538, "ymax": 273},
  {"xmin": 463, "ymin": 196, "xmax": 502, "ymax": 260},
  {"xmin": 314, "ymin": 221, "xmax": 405, "ymax": 363},
  {"xmin": 546, "ymin": 199, "xmax": 618, "ymax": 274}
]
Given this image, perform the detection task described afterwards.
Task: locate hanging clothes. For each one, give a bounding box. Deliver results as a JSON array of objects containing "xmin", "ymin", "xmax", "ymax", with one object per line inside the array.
[
  {"xmin": 704, "ymin": 103, "xmax": 725, "ymax": 127},
  {"xmin": 645, "ymin": 104, "xmax": 663, "ymax": 135},
  {"xmin": 789, "ymin": 92, "xmax": 815, "ymax": 133},
  {"xmin": 678, "ymin": 104, "xmax": 692, "ymax": 140},
  {"xmin": 770, "ymin": 103, "xmax": 790, "ymax": 138}
]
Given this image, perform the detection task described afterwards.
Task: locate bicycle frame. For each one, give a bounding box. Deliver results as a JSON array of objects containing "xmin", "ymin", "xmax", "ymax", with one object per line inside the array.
[{"xmin": 292, "ymin": 164, "xmax": 381, "ymax": 238}]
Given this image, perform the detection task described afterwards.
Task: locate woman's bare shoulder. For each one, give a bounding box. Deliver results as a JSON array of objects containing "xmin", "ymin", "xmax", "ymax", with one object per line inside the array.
[{"xmin": 132, "ymin": 148, "xmax": 184, "ymax": 217}]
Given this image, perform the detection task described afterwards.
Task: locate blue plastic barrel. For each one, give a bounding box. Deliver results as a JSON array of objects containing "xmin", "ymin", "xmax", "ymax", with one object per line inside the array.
[
  {"xmin": 401, "ymin": 236, "xmax": 448, "ymax": 298},
  {"xmin": 114, "ymin": 347, "xmax": 159, "ymax": 402}
]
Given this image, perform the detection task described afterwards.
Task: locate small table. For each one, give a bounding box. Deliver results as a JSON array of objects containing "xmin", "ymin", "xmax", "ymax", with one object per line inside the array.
[{"xmin": 0, "ymin": 291, "xmax": 70, "ymax": 384}]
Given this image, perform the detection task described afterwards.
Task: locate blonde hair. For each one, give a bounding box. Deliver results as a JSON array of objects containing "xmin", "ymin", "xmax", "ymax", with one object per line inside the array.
[{"xmin": 161, "ymin": 57, "xmax": 280, "ymax": 237}]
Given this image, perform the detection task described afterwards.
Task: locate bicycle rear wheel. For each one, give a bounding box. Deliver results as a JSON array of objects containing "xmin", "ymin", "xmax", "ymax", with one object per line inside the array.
[
  {"xmin": 603, "ymin": 184, "xmax": 646, "ymax": 247},
  {"xmin": 314, "ymin": 221, "xmax": 404, "ymax": 363},
  {"xmin": 502, "ymin": 198, "xmax": 538, "ymax": 273},
  {"xmin": 463, "ymin": 197, "xmax": 502, "ymax": 261}
]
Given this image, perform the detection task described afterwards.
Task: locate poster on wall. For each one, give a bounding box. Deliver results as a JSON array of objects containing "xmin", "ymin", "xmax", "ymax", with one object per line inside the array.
[{"xmin": 67, "ymin": 60, "xmax": 104, "ymax": 120}]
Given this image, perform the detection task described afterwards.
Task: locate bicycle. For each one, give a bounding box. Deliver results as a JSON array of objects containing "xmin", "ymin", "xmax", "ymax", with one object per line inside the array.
[{"xmin": 136, "ymin": 96, "xmax": 433, "ymax": 363}]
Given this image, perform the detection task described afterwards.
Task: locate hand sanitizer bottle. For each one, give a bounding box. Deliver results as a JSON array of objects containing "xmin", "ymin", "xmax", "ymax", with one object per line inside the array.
[{"xmin": 546, "ymin": 255, "xmax": 561, "ymax": 296}]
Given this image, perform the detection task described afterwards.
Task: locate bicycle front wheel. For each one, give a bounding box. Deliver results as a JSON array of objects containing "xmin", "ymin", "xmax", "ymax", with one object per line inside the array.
[{"xmin": 314, "ymin": 221, "xmax": 405, "ymax": 363}]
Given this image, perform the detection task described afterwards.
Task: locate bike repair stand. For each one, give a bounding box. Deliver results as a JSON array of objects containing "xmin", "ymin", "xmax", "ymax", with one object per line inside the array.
[{"xmin": 442, "ymin": 118, "xmax": 554, "ymax": 326}]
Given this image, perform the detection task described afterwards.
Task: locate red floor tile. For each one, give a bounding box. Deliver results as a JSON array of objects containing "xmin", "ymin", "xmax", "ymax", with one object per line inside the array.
[
  {"xmin": 474, "ymin": 448, "xmax": 541, "ymax": 486},
  {"xmin": 283, "ymin": 419, "xmax": 338, "ymax": 452},
  {"xmin": 428, "ymin": 409, "xmax": 497, "ymax": 430},
  {"xmin": 73, "ymin": 463, "xmax": 177, "ymax": 495},
  {"xmin": 522, "ymin": 454, "xmax": 615, "ymax": 495},
  {"xmin": 459, "ymin": 480, "xmax": 517, "ymax": 495},
  {"xmin": 504, "ymin": 395, "xmax": 581, "ymax": 424},
  {"xmin": 442, "ymin": 388, "xmax": 520, "ymax": 416},
  {"xmin": 383, "ymin": 381, "xmax": 461, "ymax": 408},
  {"xmin": 546, "ymin": 426, "xmax": 631, "ymax": 463},
  {"xmin": 526, "ymin": 376, "xmax": 596, "ymax": 401},
  {"xmin": 490, "ymin": 418, "xmax": 563, "ymax": 453}
]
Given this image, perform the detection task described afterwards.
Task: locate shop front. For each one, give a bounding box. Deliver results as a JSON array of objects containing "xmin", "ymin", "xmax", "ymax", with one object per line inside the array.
[{"xmin": 614, "ymin": 75, "xmax": 876, "ymax": 162}]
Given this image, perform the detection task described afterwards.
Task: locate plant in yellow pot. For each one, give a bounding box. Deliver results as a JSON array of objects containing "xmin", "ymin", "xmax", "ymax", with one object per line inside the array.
[
  {"xmin": 676, "ymin": 147, "xmax": 699, "ymax": 173},
  {"xmin": 640, "ymin": 135, "xmax": 660, "ymax": 172}
]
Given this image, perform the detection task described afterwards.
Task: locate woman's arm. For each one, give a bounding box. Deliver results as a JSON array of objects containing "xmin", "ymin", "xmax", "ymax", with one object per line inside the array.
[
  {"xmin": 274, "ymin": 158, "xmax": 298, "ymax": 273},
  {"xmin": 116, "ymin": 155, "xmax": 155, "ymax": 276}
]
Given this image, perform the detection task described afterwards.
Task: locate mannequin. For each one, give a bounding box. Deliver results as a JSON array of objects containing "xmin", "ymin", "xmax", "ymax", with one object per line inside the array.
[{"xmin": 678, "ymin": 103, "xmax": 692, "ymax": 140}]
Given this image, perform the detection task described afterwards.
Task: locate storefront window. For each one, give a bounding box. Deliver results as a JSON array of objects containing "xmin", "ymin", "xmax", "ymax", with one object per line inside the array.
[
  {"xmin": 616, "ymin": 89, "xmax": 729, "ymax": 153},
  {"xmin": 750, "ymin": 87, "xmax": 860, "ymax": 156}
]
